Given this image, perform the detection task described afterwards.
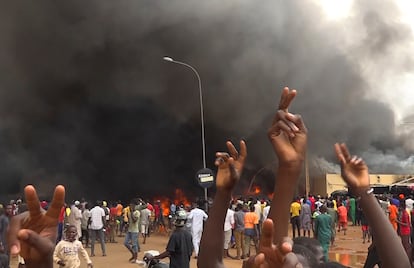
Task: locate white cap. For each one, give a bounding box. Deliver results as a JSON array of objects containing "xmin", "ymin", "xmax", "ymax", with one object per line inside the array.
[{"xmin": 74, "ymin": 200, "xmax": 80, "ymax": 206}]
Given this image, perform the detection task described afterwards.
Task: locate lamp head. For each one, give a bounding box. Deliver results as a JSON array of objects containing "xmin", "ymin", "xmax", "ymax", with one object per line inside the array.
[{"xmin": 163, "ymin": 56, "xmax": 173, "ymax": 62}]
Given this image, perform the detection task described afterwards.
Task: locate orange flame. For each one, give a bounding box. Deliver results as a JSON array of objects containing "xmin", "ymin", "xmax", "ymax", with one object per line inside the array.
[
  {"xmin": 253, "ymin": 186, "xmax": 261, "ymax": 194},
  {"xmin": 153, "ymin": 188, "xmax": 192, "ymax": 216},
  {"xmin": 174, "ymin": 188, "xmax": 191, "ymax": 207}
]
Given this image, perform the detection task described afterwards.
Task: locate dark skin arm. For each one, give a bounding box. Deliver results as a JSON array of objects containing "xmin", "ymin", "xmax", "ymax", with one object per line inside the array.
[
  {"xmin": 242, "ymin": 219, "xmax": 302, "ymax": 268},
  {"xmin": 267, "ymin": 87, "xmax": 307, "ymax": 244},
  {"xmin": 334, "ymin": 143, "xmax": 410, "ymax": 268},
  {"xmin": 198, "ymin": 140, "xmax": 247, "ymax": 268},
  {"xmin": 151, "ymin": 250, "xmax": 170, "ymax": 260},
  {"xmin": 8, "ymin": 185, "xmax": 65, "ymax": 268},
  {"xmin": 243, "ymin": 87, "xmax": 304, "ymax": 268}
]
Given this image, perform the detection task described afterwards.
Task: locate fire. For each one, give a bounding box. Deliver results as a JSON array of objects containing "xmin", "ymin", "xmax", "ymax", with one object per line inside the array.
[
  {"xmin": 173, "ymin": 188, "xmax": 191, "ymax": 207},
  {"xmin": 153, "ymin": 188, "xmax": 192, "ymax": 217},
  {"xmin": 253, "ymin": 186, "xmax": 261, "ymax": 194},
  {"xmin": 246, "ymin": 185, "xmax": 262, "ymax": 195}
]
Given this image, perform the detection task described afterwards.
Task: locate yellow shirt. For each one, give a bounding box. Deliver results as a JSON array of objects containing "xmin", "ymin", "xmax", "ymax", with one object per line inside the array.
[
  {"xmin": 290, "ymin": 202, "xmax": 301, "ymax": 217},
  {"xmin": 123, "ymin": 207, "xmax": 130, "ymax": 223}
]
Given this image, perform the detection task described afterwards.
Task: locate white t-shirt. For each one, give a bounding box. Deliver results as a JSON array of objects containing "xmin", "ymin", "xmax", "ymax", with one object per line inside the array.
[
  {"xmin": 263, "ymin": 206, "xmax": 270, "ymax": 220},
  {"xmin": 406, "ymin": 198, "xmax": 414, "ymax": 211},
  {"xmin": 224, "ymin": 209, "xmax": 235, "ymax": 232},
  {"xmin": 188, "ymin": 208, "xmax": 208, "ymax": 231},
  {"xmin": 89, "ymin": 206, "xmax": 105, "ymax": 230}
]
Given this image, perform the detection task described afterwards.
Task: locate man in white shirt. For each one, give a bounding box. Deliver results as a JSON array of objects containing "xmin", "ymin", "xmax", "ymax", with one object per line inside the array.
[
  {"xmin": 89, "ymin": 200, "xmax": 107, "ymax": 257},
  {"xmin": 223, "ymin": 207, "xmax": 235, "ymax": 259},
  {"xmin": 188, "ymin": 201, "xmax": 208, "ymax": 258}
]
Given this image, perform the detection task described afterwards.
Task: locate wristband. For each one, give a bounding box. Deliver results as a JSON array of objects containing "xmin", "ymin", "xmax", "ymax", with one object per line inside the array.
[{"xmin": 366, "ymin": 188, "xmax": 374, "ymax": 195}]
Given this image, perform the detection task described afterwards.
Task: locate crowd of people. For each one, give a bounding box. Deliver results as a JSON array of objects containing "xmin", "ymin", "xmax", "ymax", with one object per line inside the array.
[{"xmin": 0, "ymin": 87, "xmax": 412, "ymax": 268}]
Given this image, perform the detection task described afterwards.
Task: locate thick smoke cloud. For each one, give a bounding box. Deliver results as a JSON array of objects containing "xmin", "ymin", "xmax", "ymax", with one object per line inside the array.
[{"xmin": 0, "ymin": 0, "xmax": 413, "ymax": 200}]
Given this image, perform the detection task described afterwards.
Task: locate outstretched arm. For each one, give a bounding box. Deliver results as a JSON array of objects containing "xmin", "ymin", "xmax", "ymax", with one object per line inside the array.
[
  {"xmin": 334, "ymin": 143, "xmax": 410, "ymax": 268},
  {"xmin": 267, "ymin": 87, "xmax": 307, "ymax": 244},
  {"xmin": 8, "ymin": 185, "xmax": 65, "ymax": 268},
  {"xmin": 198, "ymin": 140, "xmax": 247, "ymax": 268},
  {"xmin": 242, "ymin": 219, "xmax": 302, "ymax": 268}
]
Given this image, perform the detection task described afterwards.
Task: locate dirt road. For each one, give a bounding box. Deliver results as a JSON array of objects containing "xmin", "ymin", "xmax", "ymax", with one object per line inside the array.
[{"xmin": 10, "ymin": 225, "xmax": 369, "ymax": 267}]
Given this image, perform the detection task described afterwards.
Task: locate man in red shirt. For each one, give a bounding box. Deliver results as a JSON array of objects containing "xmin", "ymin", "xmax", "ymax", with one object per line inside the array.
[
  {"xmin": 398, "ymin": 202, "xmax": 411, "ymax": 262},
  {"xmin": 57, "ymin": 205, "xmax": 66, "ymax": 243}
]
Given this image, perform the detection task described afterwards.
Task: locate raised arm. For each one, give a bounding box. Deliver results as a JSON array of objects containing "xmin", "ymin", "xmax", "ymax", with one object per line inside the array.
[
  {"xmin": 242, "ymin": 87, "xmax": 305, "ymax": 268},
  {"xmin": 198, "ymin": 140, "xmax": 247, "ymax": 268},
  {"xmin": 267, "ymin": 87, "xmax": 307, "ymax": 244},
  {"xmin": 8, "ymin": 185, "xmax": 65, "ymax": 268},
  {"xmin": 334, "ymin": 143, "xmax": 410, "ymax": 268}
]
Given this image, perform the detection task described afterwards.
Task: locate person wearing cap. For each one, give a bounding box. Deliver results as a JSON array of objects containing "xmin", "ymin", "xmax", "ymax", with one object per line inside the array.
[
  {"xmin": 146, "ymin": 209, "xmax": 193, "ymax": 268},
  {"xmin": 67, "ymin": 200, "xmax": 82, "ymax": 240}
]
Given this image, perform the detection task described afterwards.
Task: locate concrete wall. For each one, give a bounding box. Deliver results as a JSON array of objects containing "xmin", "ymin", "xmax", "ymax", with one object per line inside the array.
[{"xmin": 312, "ymin": 174, "xmax": 412, "ymax": 196}]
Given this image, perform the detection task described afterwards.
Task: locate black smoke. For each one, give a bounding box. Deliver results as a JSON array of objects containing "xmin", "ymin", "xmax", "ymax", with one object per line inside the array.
[{"xmin": 0, "ymin": 0, "xmax": 413, "ymax": 201}]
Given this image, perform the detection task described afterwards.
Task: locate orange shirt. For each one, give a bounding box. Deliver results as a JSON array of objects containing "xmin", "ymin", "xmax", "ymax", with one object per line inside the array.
[
  {"xmin": 388, "ymin": 204, "xmax": 398, "ymax": 221},
  {"xmin": 116, "ymin": 204, "xmax": 123, "ymax": 217},
  {"xmin": 244, "ymin": 212, "xmax": 259, "ymax": 229},
  {"xmin": 388, "ymin": 204, "xmax": 398, "ymax": 231},
  {"xmin": 337, "ymin": 206, "xmax": 348, "ymax": 223}
]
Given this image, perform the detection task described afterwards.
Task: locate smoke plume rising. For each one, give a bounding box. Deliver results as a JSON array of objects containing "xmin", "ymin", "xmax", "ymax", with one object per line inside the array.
[{"xmin": 0, "ymin": 0, "xmax": 413, "ymax": 201}]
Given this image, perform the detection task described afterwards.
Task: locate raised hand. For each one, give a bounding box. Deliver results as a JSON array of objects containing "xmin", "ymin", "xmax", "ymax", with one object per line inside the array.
[
  {"xmin": 334, "ymin": 143, "xmax": 370, "ymax": 195},
  {"xmin": 8, "ymin": 185, "xmax": 65, "ymax": 268},
  {"xmin": 214, "ymin": 140, "xmax": 247, "ymax": 191},
  {"xmin": 268, "ymin": 88, "xmax": 307, "ymax": 166},
  {"xmin": 242, "ymin": 219, "xmax": 302, "ymax": 268},
  {"xmin": 268, "ymin": 111, "xmax": 307, "ymax": 164}
]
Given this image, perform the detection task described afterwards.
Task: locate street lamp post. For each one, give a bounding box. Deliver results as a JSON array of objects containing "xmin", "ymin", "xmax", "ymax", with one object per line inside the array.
[{"xmin": 163, "ymin": 56, "xmax": 209, "ymax": 209}]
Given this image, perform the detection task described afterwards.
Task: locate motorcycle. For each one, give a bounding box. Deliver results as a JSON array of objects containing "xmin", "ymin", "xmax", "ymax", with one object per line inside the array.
[{"xmin": 142, "ymin": 250, "xmax": 169, "ymax": 268}]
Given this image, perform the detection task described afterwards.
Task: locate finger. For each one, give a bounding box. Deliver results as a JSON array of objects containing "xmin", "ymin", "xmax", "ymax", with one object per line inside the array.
[
  {"xmin": 268, "ymin": 124, "xmax": 281, "ymax": 137},
  {"xmin": 334, "ymin": 143, "xmax": 346, "ymax": 164},
  {"xmin": 259, "ymin": 219, "xmax": 274, "ymax": 248},
  {"xmin": 226, "ymin": 141, "xmax": 239, "ymax": 160},
  {"xmin": 285, "ymin": 113, "xmax": 307, "ymax": 133},
  {"xmin": 46, "ymin": 185, "xmax": 65, "ymax": 219},
  {"xmin": 339, "ymin": 143, "xmax": 351, "ymax": 162},
  {"xmin": 282, "ymin": 252, "xmax": 302, "ymax": 268},
  {"xmin": 254, "ymin": 253, "xmax": 266, "ymax": 266},
  {"xmin": 277, "ymin": 111, "xmax": 300, "ymax": 132},
  {"xmin": 8, "ymin": 213, "xmax": 25, "ymax": 255},
  {"xmin": 216, "ymin": 152, "xmax": 230, "ymax": 159},
  {"xmin": 238, "ymin": 140, "xmax": 247, "ymax": 160},
  {"xmin": 17, "ymin": 229, "xmax": 55, "ymax": 255},
  {"xmin": 276, "ymin": 120, "xmax": 296, "ymax": 138},
  {"xmin": 278, "ymin": 237, "xmax": 294, "ymax": 255},
  {"xmin": 354, "ymin": 157, "xmax": 365, "ymax": 165},
  {"xmin": 242, "ymin": 256, "xmax": 257, "ymax": 268},
  {"xmin": 215, "ymin": 157, "xmax": 225, "ymax": 166},
  {"xmin": 278, "ymin": 87, "xmax": 289, "ymax": 110},
  {"xmin": 25, "ymin": 185, "xmax": 42, "ymax": 218},
  {"xmin": 278, "ymin": 87, "xmax": 297, "ymax": 111},
  {"xmin": 215, "ymin": 152, "xmax": 230, "ymax": 165},
  {"xmin": 228, "ymin": 158, "xmax": 239, "ymax": 180}
]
